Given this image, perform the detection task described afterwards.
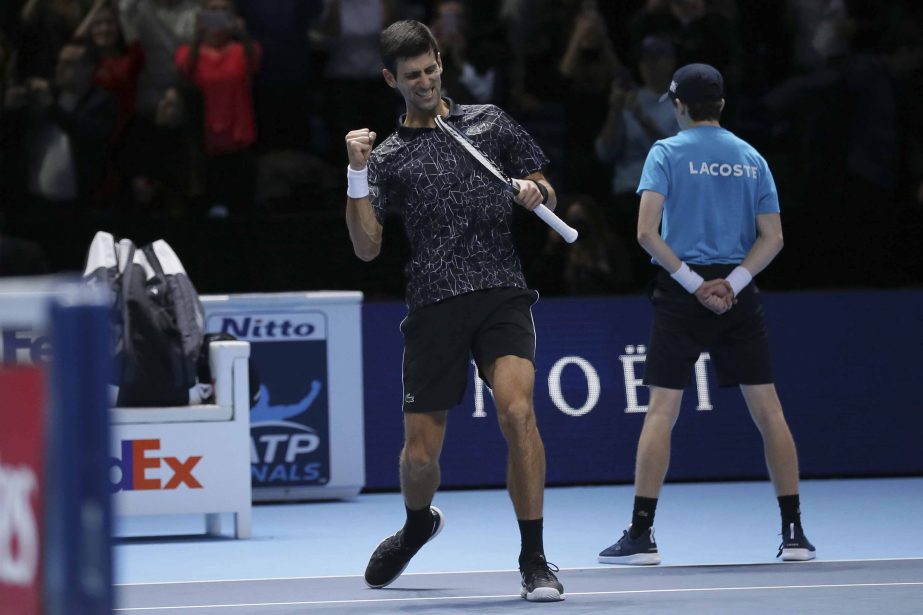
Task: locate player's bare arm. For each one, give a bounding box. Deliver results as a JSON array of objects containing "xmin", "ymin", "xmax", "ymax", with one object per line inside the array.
[
  {"xmin": 344, "ymin": 128, "xmax": 383, "ymax": 261},
  {"xmin": 722, "ymin": 213, "xmax": 784, "ymax": 301},
  {"xmin": 638, "ymin": 190, "xmax": 731, "ymax": 314},
  {"xmin": 637, "ymin": 190, "xmax": 682, "ymax": 273},
  {"xmin": 738, "ymin": 213, "xmax": 784, "ymax": 279}
]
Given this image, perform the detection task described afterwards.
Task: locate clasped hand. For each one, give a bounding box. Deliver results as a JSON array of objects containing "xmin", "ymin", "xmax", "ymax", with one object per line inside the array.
[{"xmin": 695, "ymin": 279, "xmax": 736, "ymax": 315}]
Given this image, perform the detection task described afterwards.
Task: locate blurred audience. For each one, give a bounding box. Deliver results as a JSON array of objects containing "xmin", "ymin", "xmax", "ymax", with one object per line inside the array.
[
  {"xmin": 625, "ymin": 0, "xmax": 742, "ymax": 122},
  {"xmin": 595, "ymin": 35, "xmax": 678, "ymax": 211},
  {"xmin": 176, "ymin": 0, "xmax": 260, "ymax": 216},
  {"xmin": 236, "ymin": 0, "xmax": 322, "ymax": 151},
  {"xmin": 116, "ymin": 84, "xmax": 204, "ymax": 214},
  {"xmin": 557, "ymin": 0, "xmax": 624, "ymax": 197},
  {"xmin": 0, "ymin": 0, "xmax": 919, "ymax": 294},
  {"xmin": 1, "ymin": 38, "xmax": 115, "ymax": 213},
  {"xmin": 118, "ymin": 0, "xmax": 198, "ymax": 116},
  {"xmin": 429, "ymin": 0, "xmax": 509, "ymax": 105},
  {"xmin": 310, "ymin": 0, "xmax": 399, "ymax": 164},
  {"xmin": 0, "ymin": 216, "xmax": 49, "ymax": 276},
  {"xmin": 79, "ymin": 1, "xmax": 144, "ymax": 135},
  {"xmin": 18, "ymin": 0, "xmax": 96, "ymax": 79},
  {"xmin": 502, "ymin": 0, "xmax": 572, "ymax": 112},
  {"xmin": 529, "ymin": 194, "xmax": 633, "ymax": 296}
]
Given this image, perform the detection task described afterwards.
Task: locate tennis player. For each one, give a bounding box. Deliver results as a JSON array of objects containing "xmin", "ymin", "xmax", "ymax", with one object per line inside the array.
[
  {"xmin": 344, "ymin": 20, "xmax": 564, "ymax": 602},
  {"xmin": 598, "ymin": 63, "xmax": 816, "ymax": 565}
]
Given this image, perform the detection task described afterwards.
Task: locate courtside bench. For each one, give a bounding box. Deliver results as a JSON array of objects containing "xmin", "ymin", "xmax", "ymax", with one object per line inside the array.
[{"xmin": 109, "ymin": 340, "xmax": 252, "ymax": 538}]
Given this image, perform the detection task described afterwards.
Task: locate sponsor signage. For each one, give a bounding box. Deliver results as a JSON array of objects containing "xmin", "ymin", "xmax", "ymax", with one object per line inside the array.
[
  {"xmin": 0, "ymin": 368, "xmax": 44, "ymax": 615},
  {"xmin": 206, "ymin": 310, "xmax": 331, "ymax": 490},
  {"xmin": 0, "ymin": 327, "xmax": 52, "ymax": 365},
  {"xmin": 109, "ymin": 439, "xmax": 203, "ymax": 492},
  {"xmin": 362, "ymin": 291, "xmax": 923, "ymax": 489}
]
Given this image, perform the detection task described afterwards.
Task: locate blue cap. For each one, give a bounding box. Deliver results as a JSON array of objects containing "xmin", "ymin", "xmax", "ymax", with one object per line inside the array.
[{"xmin": 659, "ymin": 63, "xmax": 724, "ymax": 103}]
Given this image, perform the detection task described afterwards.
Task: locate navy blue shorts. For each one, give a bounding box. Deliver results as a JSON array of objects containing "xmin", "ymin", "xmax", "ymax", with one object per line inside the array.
[
  {"xmin": 400, "ymin": 287, "xmax": 538, "ymax": 413},
  {"xmin": 643, "ymin": 264, "xmax": 774, "ymax": 389}
]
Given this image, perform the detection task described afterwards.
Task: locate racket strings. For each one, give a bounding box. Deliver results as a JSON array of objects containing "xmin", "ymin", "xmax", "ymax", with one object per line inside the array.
[{"xmin": 435, "ymin": 115, "xmax": 515, "ymax": 192}]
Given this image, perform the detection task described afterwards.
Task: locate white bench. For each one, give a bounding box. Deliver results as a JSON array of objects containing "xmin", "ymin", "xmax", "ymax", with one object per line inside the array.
[{"xmin": 109, "ymin": 341, "xmax": 252, "ymax": 538}]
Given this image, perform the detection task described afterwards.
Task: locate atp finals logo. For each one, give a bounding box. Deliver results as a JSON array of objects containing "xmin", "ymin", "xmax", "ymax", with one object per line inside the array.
[
  {"xmin": 249, "ymin": 381, "xmax": 325, "ymax": 483},
  {"xmin": 211, "ymin": 309, "xmax": 331, "ymax": 486}
]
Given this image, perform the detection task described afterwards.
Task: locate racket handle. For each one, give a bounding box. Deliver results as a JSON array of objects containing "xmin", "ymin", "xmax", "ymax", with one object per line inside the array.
[{"xmin": 534, "ymin": 204, "xmax": 579, "ymax": 243}]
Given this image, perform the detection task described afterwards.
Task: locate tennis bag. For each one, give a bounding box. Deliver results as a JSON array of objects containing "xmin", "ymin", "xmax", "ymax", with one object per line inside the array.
[{"xmin": 83, "ymin": 231, "xmax": 205, "ymax": 407}]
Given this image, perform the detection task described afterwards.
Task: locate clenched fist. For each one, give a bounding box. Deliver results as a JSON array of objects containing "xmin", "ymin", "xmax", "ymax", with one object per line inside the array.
[{"xmin": 345, "ymin": 129, "xmax": 377, "ymax": 171}]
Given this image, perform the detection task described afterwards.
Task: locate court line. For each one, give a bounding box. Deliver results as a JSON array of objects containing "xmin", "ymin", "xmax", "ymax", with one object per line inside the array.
[
  {"xmin": 114, "ymin": 581, "xmax": 923, "ymax": 610},
  {"xmin": 113, "ymin": 556, "xmax": 923, "ymax": 586}
]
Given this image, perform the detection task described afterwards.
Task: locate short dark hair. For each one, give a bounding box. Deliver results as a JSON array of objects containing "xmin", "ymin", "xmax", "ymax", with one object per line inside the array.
[
  {"xmin": 686, "ymin": 100, "xmax": 723, "ymax": 122},
  {"xmin": 380, "ymin": 20, "xmax": 440, "ymax": 74}
]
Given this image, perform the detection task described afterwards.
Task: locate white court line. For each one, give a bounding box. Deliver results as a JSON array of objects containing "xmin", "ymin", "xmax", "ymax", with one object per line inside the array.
[
  {"xmin": 113, "ymin": 556, "xmax": 923, "ymax": 587},
  {"xmin": 114, "ymin": 581, "xmax": 923, "ymax": 611}
]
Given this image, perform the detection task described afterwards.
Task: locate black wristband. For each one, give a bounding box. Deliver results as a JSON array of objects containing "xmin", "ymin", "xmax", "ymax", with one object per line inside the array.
[{"xmin": 531, "ymin": 179, "xmax": 548, "ymax": 204}]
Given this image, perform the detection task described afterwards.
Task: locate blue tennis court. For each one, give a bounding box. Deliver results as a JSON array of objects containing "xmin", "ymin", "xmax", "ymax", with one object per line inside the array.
[{"xmin": 113, "ymin": 478, "xmax": 923, "ymax": 613}]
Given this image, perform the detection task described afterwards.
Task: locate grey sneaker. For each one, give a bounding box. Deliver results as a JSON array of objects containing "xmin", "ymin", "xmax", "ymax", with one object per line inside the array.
[
  {"xmin": 598, "ymin": 527, "xmax": 661, "ymax": 565},
  {"xmin": 364, "ymin": 506, "xmax": 445, "ymax": 588}
]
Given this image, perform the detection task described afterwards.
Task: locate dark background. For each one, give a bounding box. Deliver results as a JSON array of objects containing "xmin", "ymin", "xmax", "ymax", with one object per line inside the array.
[{"xmin": 1, "ymin": 0, "xmax": 921, "ymax": 298}]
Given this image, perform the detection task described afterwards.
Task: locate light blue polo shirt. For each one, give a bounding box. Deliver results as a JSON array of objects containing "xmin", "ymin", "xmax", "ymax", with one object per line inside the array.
[{"xmin": 637, "ymin": 125, "xmax": 779, "ymax": 265}]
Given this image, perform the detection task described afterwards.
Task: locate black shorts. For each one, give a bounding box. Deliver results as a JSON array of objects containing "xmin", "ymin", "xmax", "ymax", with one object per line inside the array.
[
  {"xmin": 643, "ymin": 264, "xmax": 774, "ymax": 389},
  {"xmin": 400, "ymin": 287, "xmax": 538, "ymax": 413}
]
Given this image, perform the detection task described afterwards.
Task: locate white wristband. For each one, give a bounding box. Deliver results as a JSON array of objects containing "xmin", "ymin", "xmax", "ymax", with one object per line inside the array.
[
  {"xmin": 670, "ymin": 261, "xmax": 704, "ymax": 293},
  {"xmin": 346, "ymin": 165, "xmax": 369, "ymax": 199},
  {"xmin": 725, "ymin": 266, "xmax": 753, "ymax": 296}
]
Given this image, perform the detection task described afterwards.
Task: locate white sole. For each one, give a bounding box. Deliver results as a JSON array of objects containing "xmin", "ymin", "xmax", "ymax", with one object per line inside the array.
[
  {"xmin": 781, "ymin": 548, "xmax": 816, "ymax": 561},
  {"xmin": 598, "ymin": 553, "xmax": 661, "ymax": 565},
  {"xmin": 521, "ymin": 587, "xmax": 565, "ymax": 602}
]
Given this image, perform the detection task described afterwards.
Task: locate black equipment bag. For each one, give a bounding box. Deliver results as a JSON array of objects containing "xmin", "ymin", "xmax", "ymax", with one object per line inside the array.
[{"xmin": 83, "ymin": 231, "xmax": 204, "ymax": 407}]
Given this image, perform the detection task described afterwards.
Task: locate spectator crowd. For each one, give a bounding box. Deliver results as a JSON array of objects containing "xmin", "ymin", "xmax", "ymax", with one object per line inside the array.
[{"xmin": 0, "ymin": 0, "xmax": 921, "ymax": 296}]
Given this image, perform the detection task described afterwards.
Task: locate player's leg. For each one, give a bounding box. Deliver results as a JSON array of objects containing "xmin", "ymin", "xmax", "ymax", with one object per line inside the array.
[
  {"xmin": 400, "ymin": 410, "xmax": 447, "ymax": 510},
  {"xmin": 712, "ymin": 280, "xmax": 815, "ymax": 561},
  {"xmin": 364, "ymin": 409, "xmax": 449, "ymax": 589},
  {"xmin": 740, "ymin": 383, "xmax": 799, "ymax": 496},
  {"xmin": 365, "ymin": 298, "xmax": 468, "ymax": 588},
  {"xmin": 635, "ymin": 385, "xmax": 684, "ymax": 500},
  {"xmin": 483, "ymin": 354, "xmax": 544, "ymax": 522},
  {"xmin": 473, "ymin": 288, "xmax": 563, "ymax": 601},
  {"xmin": 471, "ymin": 289, "xmax": 545, "ymax": 526},
  {"xmin": 597, "ymin": 385, "xmax": 681, "ymax": 565},
  {"xmin": 485, "ymin": 353, "xmax": 563, "ymax": 601},
  {"xmin": 600, "ymin": 272, "xmax": 702, "ymax": 565},
  {"xmin": 740, "ymin": 383, "xmax": 816, "ymax": 561}
]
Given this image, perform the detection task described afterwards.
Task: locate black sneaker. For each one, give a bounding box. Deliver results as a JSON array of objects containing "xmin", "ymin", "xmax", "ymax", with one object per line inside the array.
[
  {"xmin": 598, "ymin": 527, "xmax": 661, "ymax": 565},
  {"xmin": 364, "ymin": 506, "xmax": 445, "ymax": 588},
  {"xmin": 777, "ymin": 523, "xmax": 816, "ymax": 561},
  {"xmin": 519, "ymin": 555, "xmax": 565, "ymax": 602}
]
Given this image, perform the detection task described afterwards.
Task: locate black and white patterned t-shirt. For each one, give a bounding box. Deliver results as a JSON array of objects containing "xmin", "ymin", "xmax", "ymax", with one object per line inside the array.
[{"xmin": 368, "ymin": 99, "xmax": 549, "ymax": 311}]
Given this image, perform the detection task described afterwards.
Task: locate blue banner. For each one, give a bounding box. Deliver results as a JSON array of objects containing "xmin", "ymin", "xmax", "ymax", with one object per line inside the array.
[
  {"xmin": 362, "ymin": 290, "xmax": 923, "ymax": 489},
  {"xmin": 45, "ymin": 296, "xmax": 113, "ymax": 615},
  {"xmin": 206, "ymin": 310, "xmax": 331, "ymax": 490}
]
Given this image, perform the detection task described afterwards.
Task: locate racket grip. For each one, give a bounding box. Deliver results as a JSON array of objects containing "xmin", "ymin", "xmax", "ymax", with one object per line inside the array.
[{"xmin": 534, "ymin": 204, "xmax": 578, "ymax": 243}]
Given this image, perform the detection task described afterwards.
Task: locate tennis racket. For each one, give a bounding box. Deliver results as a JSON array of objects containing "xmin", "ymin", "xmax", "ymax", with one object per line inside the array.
[{"xmin": 435, "ymin": 115, "xmax": 579, "ymax": 243}]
